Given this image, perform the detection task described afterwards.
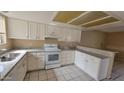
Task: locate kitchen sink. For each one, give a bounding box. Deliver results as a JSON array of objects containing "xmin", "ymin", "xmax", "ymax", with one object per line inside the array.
[{"xmin": 0, "ymin": 53, "xmax": 20, "ymax": 62}]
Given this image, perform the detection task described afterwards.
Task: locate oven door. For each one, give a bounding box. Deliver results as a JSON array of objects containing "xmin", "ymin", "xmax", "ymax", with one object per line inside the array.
[{"xmin": 45, "ymin": 52, "xmax": 60, "ymax": 65}]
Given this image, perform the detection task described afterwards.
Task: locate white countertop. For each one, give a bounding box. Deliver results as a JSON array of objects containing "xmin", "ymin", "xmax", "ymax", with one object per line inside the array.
[
  {"xmin": 77, "ymin": 49, "xmax": 108, "ymax": 59},
  {"xmin": 0, "ymin": 50, "xmax": 27, "ymax": 80}
]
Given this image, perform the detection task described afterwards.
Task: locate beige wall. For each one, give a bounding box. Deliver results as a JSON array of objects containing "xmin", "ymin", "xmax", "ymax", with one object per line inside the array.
[
  {"xmin": 11, "ymin": 39, "xmax": 45, "ymax": 49},
  {"xmin": 104, "ymin": 32, "xmax": 124, "ymax": 62},
  {"xmin": 0, "ymin": 39, "xmax": 12, "ymax": 49},
  {"xmin": 80, "ymin": 31, "xmax": 105, "ymax": 49},
  {"xmin": 11, "ymin": 38, "xmax": 77, "ymax": 49}
]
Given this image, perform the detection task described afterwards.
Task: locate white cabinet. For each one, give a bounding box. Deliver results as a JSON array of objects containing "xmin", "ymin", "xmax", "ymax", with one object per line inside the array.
[
  {"xmin": 71, "ymin": 29, "xmax": 81, "ymax": 42},
  {"xmin": 7, "ymin": 18, "xmax": 28, "ymax": 39},
  {"xmin": 61, "ymin": 28, "xmax": 81, "ymax": 42},
  {"xmin": 7, "ymin": 18, "xmax": 45, "ymax": 40},
  {"xmin": 28, "ymin": 22, "xmax": 37, "ymax": 40},
  {"xmin": 37, "ymin": 23, "xmax": 45, "ymax": 40},
  {"xmin": 45, "ymin": 25, "xmax": 55, "ymax": 37},
  {"xmin": 61, "ymin": 50, "xmax": 75, "ymax": 66},
  {"xmin": 84, "ymin": 54, "xmax": 101, "ymax": 80},
  {"xmin": 45, "ymin": 25, "xmax": 62, "ymax": 38},
  {"xmin": 75, "ymin": 51, "xmax": 86, "ymax": 70},
  {"xmin": 7, "ymin": 18, "xmax": 81, "ymax": 42},
  {"xmin": 0, "ymin": 16, "xmax": 6, "ymax": 33},
  {"xmin": 28, "ymin": 22, "xmax": 45, "ymax": 40},
  {"xmin": 75, "ymin": 50, "xmax": 110, "ymax": 80},
  {"xmin": 27, "ymin": 52, "xmax": 45, "ymax": 71},
  {"xmin": 45, "ymin": 25, "xmax": 81, "ymax": 42},
  {"xmin": 4, "ymin": 55, "xmax": 27, "ymax": 81},
  {"xmin": 62, "ymin": 28, "xmax": 71, "ymax": 41},
  {"xmin": 16, "ymin": 55, "xmax": 27, "ymax": 80},
  {"xmin": 0, "ymin": 16, "xmax": 6, "ymax": 44}
]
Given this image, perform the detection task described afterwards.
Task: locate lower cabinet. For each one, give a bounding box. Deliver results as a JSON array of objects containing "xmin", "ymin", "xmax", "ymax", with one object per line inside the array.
[
  {"xmin": 4, "ymin": 55, "xmax": 27, "ymax": 81},
  {"xmin": 75, "ymin": 51, "xmax": 110, "ymax": 80},
  {"xmin": 61, "ymin": 50, "xmax": 75, "ymax": 66},
  {"xmin": 27, "ymin": 52, "xmax": 45, "ymax": 71}
]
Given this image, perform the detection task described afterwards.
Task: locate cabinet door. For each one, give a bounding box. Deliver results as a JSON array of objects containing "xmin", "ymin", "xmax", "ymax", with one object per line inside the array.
[
  {"xmin": 61, "ymin": 51, "xmax": 75, "ymax": 66},
  {"xmin": 63, "ymin": 28, "xmax": 72, "ymax": 41},
  {"xmin": 16, "ymin": 56, "xmax": 27, "ymax": 80},
  {"xmin": 27, "ymin": 53, "xmax": 38, "ymax": 71},
  {"xmin": 36, "ymin": 52, "xmax": 45, "ymax": 69},
  {"xmin": 45, "ymin": 25, "xmax": 55, "ymax": 37},
  {"xmin": 71, "ymin": 29, "xmax": 81, "ymax": 42},
  {"xmin": 54, "ymin": 26, "xmax": 62, "ymax": 39},
  {"xmin": 66, "ymin": 51, "xmax": 75, "ymax": 64},
  {"xmin": 85, "ymin": 55, "xmax": 100, "ymax": 80},
  {"xmin": 27, "ymin": 52, "xmax": 44, "ymax": 71},
  {"xmin": 4, "ymin": 69, "xmax": 17, "ymax": 81},
  {"xmin": 75, "ymin": 51, "xmax": 86, "ymax": 70},
  {"xmin": 0, "ymin": 16, "xmax": 5, "ymax": 33},
  {"xmin": 37, "ymin": 23, "xmax": 45, "ymax": 40},
  {"xmin": 76, "ymin": 30, "xmax": 81, "ymax": 42},
  {"xmin": 58, "ymin": 28, "xmax": 66, "ymax": 41},
  {"xmin": 28, "ymin": 22, "xmax": 37, "ymax": 40},
  {"xmin": 7, "ymin": 18, "xmax": 28, "ymax": 39}
]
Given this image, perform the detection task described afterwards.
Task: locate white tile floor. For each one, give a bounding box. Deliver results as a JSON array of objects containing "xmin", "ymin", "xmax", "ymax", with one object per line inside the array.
[
  {"xmin": 103, "ymin": 61, "xmax": 124, "ymax": 81},
  {"xmin": 111, "ymin": 61, "xmax": 124, "ymax": 81},
  {"xmin": 24, "ymin": 61, "xmax": 124, "ymax": 81},
  {"xmin": 24, "ymin": 65, "xmax": 94, "ymax": 81}
]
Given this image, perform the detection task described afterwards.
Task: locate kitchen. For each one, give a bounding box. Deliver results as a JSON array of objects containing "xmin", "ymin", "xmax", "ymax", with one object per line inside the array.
[{"xmin": 0, "ymin": 11, "xmax": 124, "ymax": 81}]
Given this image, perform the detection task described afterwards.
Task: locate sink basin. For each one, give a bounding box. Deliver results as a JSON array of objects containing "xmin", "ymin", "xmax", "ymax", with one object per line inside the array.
[{"xmin": 0, "ymin": 53, "xmax": 20, "ymax": 62}]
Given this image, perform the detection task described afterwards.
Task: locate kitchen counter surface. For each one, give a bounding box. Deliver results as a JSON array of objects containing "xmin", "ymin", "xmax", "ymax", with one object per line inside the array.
[
  {"xmin": 59, "ymin": 47, "xmax": 76, "ymax": 51},
  {"xmin": 0, "ymin": 50, "xmax": 27, "ymax": 80},
  {"xmin": 59, "ymin": 47, "xmax": 108, "ymax": 59},
  {"xmin": 76, "ymin": 48, "xmax": 109, "ymax": 59},
  {"xmin": 15, "ymin": 48, "xmax": 61, "ymax": 52},
  {"xmin": 14, "ymin": 48, "xmax": 45, "ymax": 52}
]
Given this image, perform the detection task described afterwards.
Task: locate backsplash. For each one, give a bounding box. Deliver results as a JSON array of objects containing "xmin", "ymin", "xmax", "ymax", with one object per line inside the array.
[
  {"xmin": 58, "ymin": 41, "xmax": 78, "ymax": 49},
  {"xmin": 0, "ymin": 39, "xmax": 12, "ymax": 49},
  {"xmin": 8, "ymin": 38, "xmax": 79, "ymax": 49}
]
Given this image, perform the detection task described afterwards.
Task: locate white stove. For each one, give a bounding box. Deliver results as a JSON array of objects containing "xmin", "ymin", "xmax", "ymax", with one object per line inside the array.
[
  {"xmin": 44, "ymin": 44, "xmax": 61, "ymax": 52},
  {"xmin": 44, "ymin": 44, "xmax": 61, "ymax": 69}
]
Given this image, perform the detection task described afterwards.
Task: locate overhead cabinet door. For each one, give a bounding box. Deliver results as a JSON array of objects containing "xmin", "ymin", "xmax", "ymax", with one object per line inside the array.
[
  {"xmin": 62, "ymin": 28, "xmax": 71, "ymax": 41},
  {"xmin": 45, "ymin": 25, "xmax": 55, "ymax": 37},
  {"xmin": 37, "ymin": 23, "xmax": 45, "ymax": 40},
  {"xmin": 46, "ymin": 25, "xmax": 62, "ymax": 39},
  {"xmin": 71, "ymin": 29, "xmax": 81, "ymax": 42},
  {"xmin": 28, "ymin": 22, "xmax": 37, "ymax": 40},
  {"xmin": 7, "ymin": 18, "xmax": 28, "ymax": 39}
]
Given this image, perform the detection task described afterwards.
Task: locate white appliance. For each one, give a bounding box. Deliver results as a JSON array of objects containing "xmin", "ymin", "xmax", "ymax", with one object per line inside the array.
[{"xmin": 44, "ymin": 44, "xmax": 61, "ymax": 69}]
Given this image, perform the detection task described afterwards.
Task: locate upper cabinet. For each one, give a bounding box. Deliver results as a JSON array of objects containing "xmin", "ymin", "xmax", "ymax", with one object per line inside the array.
[
  {"xmin": 7, "ymin": 18, "xmax": 28, "ymax": 39},
  {"xmin": 7, "ymin": 18, "xmax": 81, "ymax": 42},
  {"xmin": 28, "ymin": 22, "xmax": 37, "ymax": 40},
  {"xmin": 0, "ymin": 16, "xmax": 6, "ymax": 45},
  {"xmin": 28, "ymin": 22, "xmax": 46, "ymax": 40},
  {"xmin": 62, "ymin": 28, "xmax": 81, "ymax": 42},
  {"xmin": 7, "ymin": 18, "xmax": 45, "ymax": 40},
  {"xmin": 71, "ymin": 29, "xmax": 81, "ymax": 42},
  {"xmin": 45, "ymin": 25, "xmax": 62, "ymax": 38},
  {"xmin": 37, "ymin": 23, "xmax": 46, "ymax": 40}
]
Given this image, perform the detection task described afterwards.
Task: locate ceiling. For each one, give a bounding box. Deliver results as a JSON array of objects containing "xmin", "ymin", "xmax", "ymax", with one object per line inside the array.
[{"xmin": 1, "ymin": 11, "xmax": 124, "ymax": 32}]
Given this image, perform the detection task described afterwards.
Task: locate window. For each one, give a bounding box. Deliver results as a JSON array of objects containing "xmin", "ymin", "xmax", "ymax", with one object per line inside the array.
[{"xmin": 0, "ymin": 15, "xmax": 6, "ymax": 45}]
